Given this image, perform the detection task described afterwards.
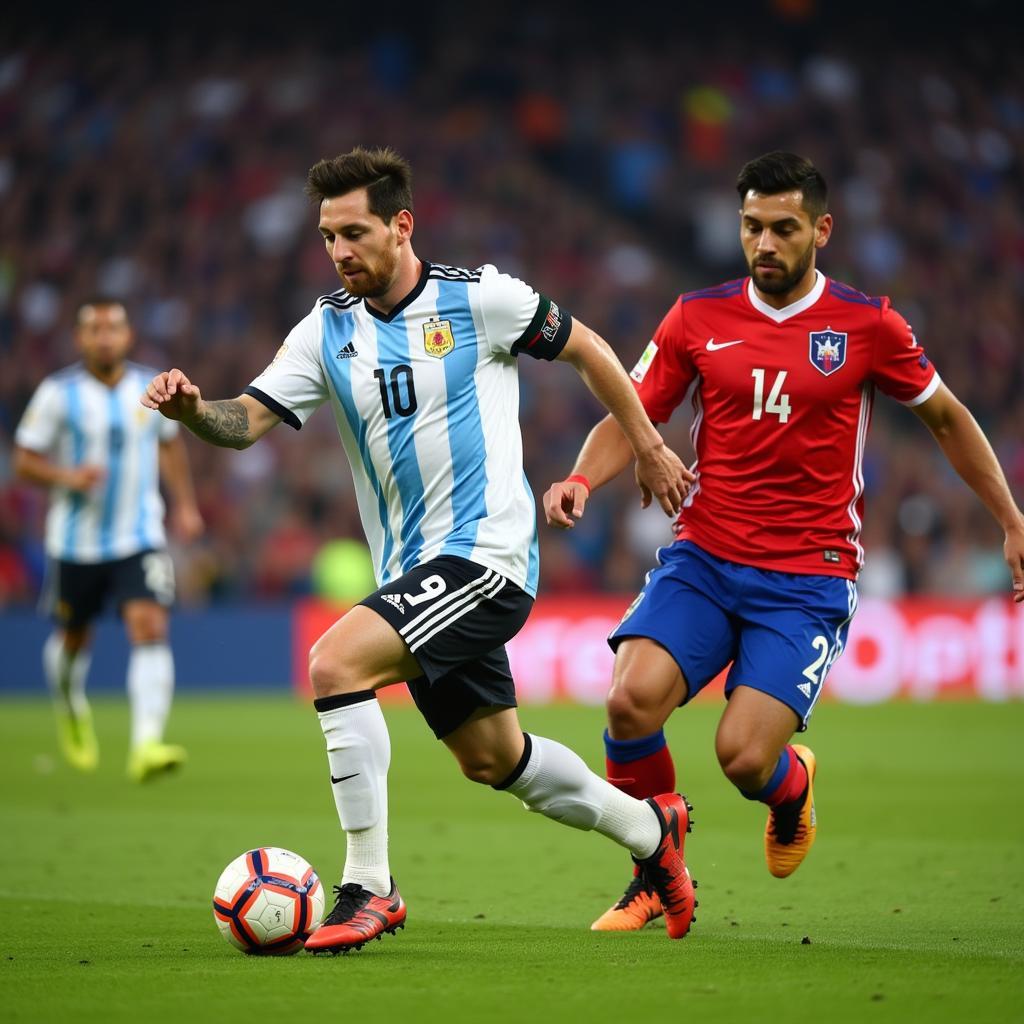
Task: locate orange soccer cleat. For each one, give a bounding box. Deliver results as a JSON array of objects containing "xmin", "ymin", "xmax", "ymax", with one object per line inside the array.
[
  {"xmin": 591, "ymin": 873, "xmax": 663, "ymax": 931},
  {"xmin": 305, "ymin": 879, "xmax": 407, "ymax": 955},
  {"xmin": 765, "ymin": 745, "xmax": 817, "ymax": 878},
  {"xmin": 633, "ymin": 793, "xmax": 698, "ymax": 939}
]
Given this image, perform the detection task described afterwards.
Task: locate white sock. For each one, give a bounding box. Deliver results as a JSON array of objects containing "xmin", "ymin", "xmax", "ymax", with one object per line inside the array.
[
  {"xmin": 317, "ymin": 693, "xmax": 391, "ymax": 896},
  {"xmin": 127, "ymin": 643, "xmax": 175, "ymax": 747},
  {"xmin": 499, "ymin": 733, "xmax": 661, "ymax": 859},
  {"xmin": 43, "ymin": 633, "xmax": 91, "ymax": 715}
]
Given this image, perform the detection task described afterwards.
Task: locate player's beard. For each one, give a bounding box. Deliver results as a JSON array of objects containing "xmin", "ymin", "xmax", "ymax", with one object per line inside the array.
[
  {"xmin": 84, "ymin": 347, "xmax": 127, "ymax": 377},
  {"xmin": 750, "ymin": 238, "xmax": 815, "ymax": 295},
  {"xmin": 338, "ymin": 243, "xmax": 400, "ymax": 299}
]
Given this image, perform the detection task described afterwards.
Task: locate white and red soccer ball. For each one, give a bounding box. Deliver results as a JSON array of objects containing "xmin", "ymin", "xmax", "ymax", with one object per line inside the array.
[{"xmin": 212, "ymin": 847, "xmax": 325, "ymax": 954}]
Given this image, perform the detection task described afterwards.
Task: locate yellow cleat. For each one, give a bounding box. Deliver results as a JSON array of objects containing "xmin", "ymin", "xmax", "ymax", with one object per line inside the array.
[
  {"xmin": 765, "ymin": 745, "xmax": 816, "ymax": 878},
  {"xmin": 127, "ymin": 740, "xmax": 187, "ymax": 783},
  {"xmin": 591, "ymin": 874, "xmax": 663, "ymax": 931},
  {"xmin": 55, "ymin": 702, "xmax": 99, "ymax": 772}
]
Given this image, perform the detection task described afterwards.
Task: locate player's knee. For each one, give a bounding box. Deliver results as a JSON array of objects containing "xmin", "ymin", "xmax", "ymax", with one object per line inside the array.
[
  {"xmin": 606, "ymin": 683, "xmax": 661, "ymax": 738},
  {"xmin": 455, "ymin": 752, "xmax": 506, "ymax": 786},
  {"xmin": 123, "ymin": 606, "xmax": 167, "ymax": 646},
  {"xmin": 308, "ymin": 642, "xmax": 362, "ymax": 698},
  {"xmin": 128, "ymin": 622, "xmax": 166, "ymax": 645},
  {"xmin": 62, "ymin": 628, "xmax": 90, "ymax": 655}
]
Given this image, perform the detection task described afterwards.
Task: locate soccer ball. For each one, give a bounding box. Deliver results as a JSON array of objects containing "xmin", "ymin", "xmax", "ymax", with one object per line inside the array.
[{"xmin": 212, "ymin": 847, "xmax": 325, "ymax": 955}]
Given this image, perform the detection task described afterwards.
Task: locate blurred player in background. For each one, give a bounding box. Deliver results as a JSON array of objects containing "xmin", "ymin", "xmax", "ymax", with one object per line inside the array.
[
  {"xmin": 545, "ymin": 151, "xmax": 1024, "ymax": 931},
  {"xmin": 14, "ymin": 299, "xmax": 204, "ymax": 781},
  {"xmin": 143, "ymin": 146, "xmax": 700, "ymax": 952}
]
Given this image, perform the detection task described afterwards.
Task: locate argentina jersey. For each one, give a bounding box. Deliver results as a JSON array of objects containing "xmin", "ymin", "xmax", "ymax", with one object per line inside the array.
[
  {"xmin": 15, "ymin": 362, "xmax": 178, "ymax": 562},
  {"xmin": 246, "ymin": 262, "xmax": 572, "ymax": 596}
]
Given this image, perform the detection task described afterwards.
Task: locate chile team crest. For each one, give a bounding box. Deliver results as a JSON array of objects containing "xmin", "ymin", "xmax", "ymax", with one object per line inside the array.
[
  {"xmin": 808, "ymin": 327, "xmax": 847, "ymax": 376},
  {"xmin": 423, "ymin": 318, "xmax": 455, "ymax": 358}
]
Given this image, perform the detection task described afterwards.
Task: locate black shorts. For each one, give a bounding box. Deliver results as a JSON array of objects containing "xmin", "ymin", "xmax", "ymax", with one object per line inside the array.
[
  {"xmin": 43, "ymin": 550, "xmax": 176, "ymax": 629},
  {"xmin": 360, "ymin": 556, "xmax": 533, "ymax": 739}
]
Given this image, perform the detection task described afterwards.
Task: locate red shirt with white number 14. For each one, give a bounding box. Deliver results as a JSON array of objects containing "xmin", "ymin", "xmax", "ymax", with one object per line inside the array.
[{"xmin": 630, "ymin": 270, "xmax": 939, "ymax": 579}]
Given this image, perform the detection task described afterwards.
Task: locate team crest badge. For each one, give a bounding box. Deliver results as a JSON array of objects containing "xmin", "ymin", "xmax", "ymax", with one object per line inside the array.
[
  {"xmin": 423, "ymin": 318, "xmax": 455, "ymax": 358},
  {"xmin": 808, "ymin": 327, "xmax": 847, "ymax": 376}
]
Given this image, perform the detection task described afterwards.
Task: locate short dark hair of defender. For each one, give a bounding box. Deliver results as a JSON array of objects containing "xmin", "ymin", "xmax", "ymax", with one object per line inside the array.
[
  {"xmin": 76, "ymin": 297, "xmax": 127, "ymax": 323},
  {"xmin": 305, "ymin": 147, "xmax": 414, "ymax": 222},
  {"xmin": 736, "ymin": 152, "xmax": 828, "ymax": 221}
]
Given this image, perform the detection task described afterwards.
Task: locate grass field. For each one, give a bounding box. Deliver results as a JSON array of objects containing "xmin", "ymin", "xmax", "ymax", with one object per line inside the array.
[{"xmin": 2, "ymin": 695, "xmax": 1023, "ymax": 1024}]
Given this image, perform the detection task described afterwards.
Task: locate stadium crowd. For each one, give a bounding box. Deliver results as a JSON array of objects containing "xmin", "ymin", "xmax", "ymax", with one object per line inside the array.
[{"xmin": 1, "ymin": 6, "xmax": 1021, "ymax": 607}]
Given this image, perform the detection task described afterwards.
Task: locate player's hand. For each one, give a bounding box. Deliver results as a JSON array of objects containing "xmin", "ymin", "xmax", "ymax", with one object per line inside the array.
[
  {"xmin": 141, "ymin": 369, "xmax": 202, "ymax": 421},
  {"xmin": 543, "ymin": 478, "xmax": 591, "ymax": 529},
  {"xmin": 62, "ymin": 464, "xmax": 104, "ymax": 493},
  {"xmin": 1005, "ymin": 521, "xmax": 1024, "ymax": 603},
  {"xmin": 172, "ymin": 504, "xmax": 205, "ymax": 543},
  {"xmin": 634, "ymin": 441, "xmax": 694, "ymax": 516}
]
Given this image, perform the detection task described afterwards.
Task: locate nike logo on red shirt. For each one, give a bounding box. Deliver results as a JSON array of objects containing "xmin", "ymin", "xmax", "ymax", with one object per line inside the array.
[{"xmin": 706, "ymin": 338, "xmax": 745, "ymax": 351}]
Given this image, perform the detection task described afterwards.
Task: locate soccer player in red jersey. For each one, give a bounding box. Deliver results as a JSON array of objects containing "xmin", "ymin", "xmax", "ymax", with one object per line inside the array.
[{"xmin": 544, "ymin": 151, "xmax": 1024, "ymax": 933}]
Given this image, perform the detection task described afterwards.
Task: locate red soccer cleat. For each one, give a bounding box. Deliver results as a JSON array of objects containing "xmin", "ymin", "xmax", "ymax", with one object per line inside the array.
[
  {"xmin": 304, "ymin": 878, "xmax": 406, "ymax": 955},
  {"xmin": 633, "ymin": 793, "xmax": 698, "ymax": 939}
]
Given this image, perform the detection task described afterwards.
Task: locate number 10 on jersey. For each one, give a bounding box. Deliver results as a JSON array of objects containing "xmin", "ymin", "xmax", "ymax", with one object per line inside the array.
[
  {"xmin": 374, "ymin": 365, "xmax": 418, "ymax": 419},
  {"xmin": 751, "ymin": 368, "xmax": 791, "ymax": 423}
]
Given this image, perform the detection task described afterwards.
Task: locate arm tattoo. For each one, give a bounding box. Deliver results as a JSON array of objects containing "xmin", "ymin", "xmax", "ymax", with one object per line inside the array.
[{"xmin": 189, "ymin": 400, "xmax": 251, "ymax": 448}]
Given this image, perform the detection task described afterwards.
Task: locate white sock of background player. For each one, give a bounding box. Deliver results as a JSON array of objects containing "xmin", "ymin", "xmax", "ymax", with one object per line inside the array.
[{"xmin": 127, "ymin": 642, "xmax": 176, "ymax": 747}]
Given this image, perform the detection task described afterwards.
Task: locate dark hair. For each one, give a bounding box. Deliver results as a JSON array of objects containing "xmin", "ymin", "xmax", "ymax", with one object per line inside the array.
[
  {"xmin": 305, "ymin": 146, "xmax": 413, "ymax": 222},
  {"xmin": 76, "ymin": 297, "xmax": 128, "ymax": 323},
  {"xmin": 736, "ymin": 152, "xmax": 828, "ymax": 220}
]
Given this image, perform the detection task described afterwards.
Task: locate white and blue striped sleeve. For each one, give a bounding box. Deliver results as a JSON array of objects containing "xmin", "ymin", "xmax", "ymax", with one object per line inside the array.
[
  {"xmin": 478, "ymin": 264, "xmax": 572, "ymax": 361},
  {"xmin": 245, "ymin": 304, "xmax": 329, "ymax": 429},
  {"xmin": 14, "ymin": 377, "xmax": 63, "ymax": 453}
]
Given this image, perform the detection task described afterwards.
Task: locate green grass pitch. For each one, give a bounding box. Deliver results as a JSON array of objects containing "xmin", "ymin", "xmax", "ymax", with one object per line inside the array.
[{"xmin": 2, "ymin": 695, "xmax": 1022, "ymax": 1023}]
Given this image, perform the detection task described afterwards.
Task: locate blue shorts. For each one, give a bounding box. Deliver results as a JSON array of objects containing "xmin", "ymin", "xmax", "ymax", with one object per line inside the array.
[{"xmin": 608, "ymin": 541, "xmax": 858, "ymax": 728}]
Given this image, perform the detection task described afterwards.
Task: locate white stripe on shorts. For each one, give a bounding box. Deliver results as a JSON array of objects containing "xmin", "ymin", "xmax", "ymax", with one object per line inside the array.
[
  {"xmin": 398, "ymin": 567, "xmax": 494, "ymax": 638},
  {"xmin": 402, "ymin": 572, "xmax": 507, "ymax": 652}
]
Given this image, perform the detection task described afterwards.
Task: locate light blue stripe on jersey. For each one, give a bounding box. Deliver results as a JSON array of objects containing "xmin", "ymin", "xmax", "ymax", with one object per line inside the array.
[
  {"xmin": 133, "ymin": 371, "xmax": 156, "ymax": 550},
  {"xmin": 523, "ymin": 471, "xmax": 540, "ymax": 595},
  {"xmin": 321, "ymin": 310, "xmax": 395, "ymax": 580},
  {"xmin": 434, "ymin": 278, "xmax": 488, "ymax": 560},
  {"xmin": 373, "ymin": 311, "xmax": 427, "ymax": 573},
  {"xmin": 99, "ymin": 386, "xmax": 125, "ymax": 559},
  {"xmin": 63, "ymin": 377, "xmax": 85, "ymax": 558}
]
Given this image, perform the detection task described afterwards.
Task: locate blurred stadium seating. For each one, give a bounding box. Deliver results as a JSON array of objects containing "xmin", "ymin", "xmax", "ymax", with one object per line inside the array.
[{"xmin": 1, "ymin": 1, "xmax": 1021, "ymax": 610}]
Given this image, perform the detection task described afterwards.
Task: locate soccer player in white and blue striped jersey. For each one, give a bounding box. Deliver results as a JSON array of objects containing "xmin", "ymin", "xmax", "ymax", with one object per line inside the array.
[
  {"xmin": 142, "ymin": 147, "xmax": 700, "ymax": 949},
  {"xmin": 15, "ymin": 299, "xmax": 203, "ymax": 781}
]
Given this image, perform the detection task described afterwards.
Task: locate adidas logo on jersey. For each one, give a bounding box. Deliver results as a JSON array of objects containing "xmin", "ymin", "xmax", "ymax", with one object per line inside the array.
[
  {"xmin": 336, "ymin": 341, "xmax": 357, "ymax": 359},
  {"xmin": 381, "ymin": 593, "xmax": 406, "ymax": 614}
]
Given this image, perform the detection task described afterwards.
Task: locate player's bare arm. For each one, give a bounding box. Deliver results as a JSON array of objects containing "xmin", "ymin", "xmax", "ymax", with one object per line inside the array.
[
  {"xmin": 556, "ymin": 319, "xmax": 693, "ymax": 518},
  {"xmin": 913, "ymin": 381, "xmax": 1024, "ymax": 601},
  {"xmin": 158, "ymin": 435, "xmax": 205, "ymax": 542},
  {"xmin": 543, "ymin": 415, "xmax": 636, "ymax": 529},
  {"xmin": 141, "ymin": 370, "xmax": 280, "ymax": 450},
  {"xmin": 12, "ymin": 446, "xmax": 104, "ymax": 493}
]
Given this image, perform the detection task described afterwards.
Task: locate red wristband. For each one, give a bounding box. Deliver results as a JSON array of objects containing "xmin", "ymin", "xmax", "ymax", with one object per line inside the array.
[{"xmin": 565, "ymin": 473, "xmax": 591, "ymax": 494}]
